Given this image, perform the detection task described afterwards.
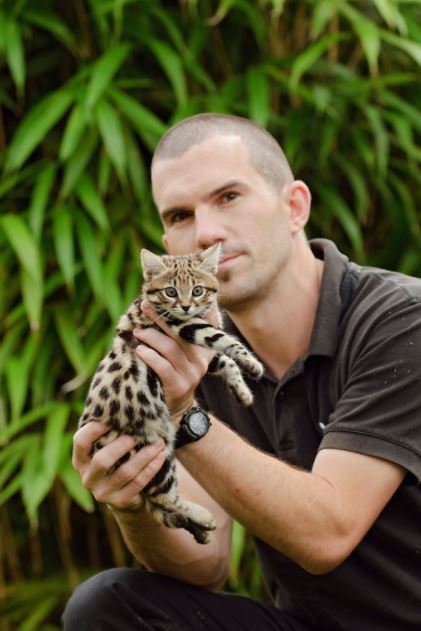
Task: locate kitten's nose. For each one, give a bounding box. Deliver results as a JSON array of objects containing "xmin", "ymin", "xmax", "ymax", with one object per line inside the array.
[{"xmin": 181, "ymin": 306, "xmax": 190, "ymax": 313}]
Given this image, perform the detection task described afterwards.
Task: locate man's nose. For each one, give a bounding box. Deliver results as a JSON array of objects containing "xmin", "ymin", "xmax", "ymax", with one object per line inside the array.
[{"xmin": 194, "ymin": 206, "xmax": 226, "ymax": 250}]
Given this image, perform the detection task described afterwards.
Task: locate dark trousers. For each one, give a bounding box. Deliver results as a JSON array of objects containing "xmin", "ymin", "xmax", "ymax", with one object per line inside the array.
[{"xmin": 62, "ymin": 568, "xmax": 314, "ymax": 631}]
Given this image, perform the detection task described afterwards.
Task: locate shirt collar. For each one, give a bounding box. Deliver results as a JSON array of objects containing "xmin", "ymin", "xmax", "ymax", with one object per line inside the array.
[{"xmin": 307, "ymin": 238, "xmax": 349, "ymax": 358}]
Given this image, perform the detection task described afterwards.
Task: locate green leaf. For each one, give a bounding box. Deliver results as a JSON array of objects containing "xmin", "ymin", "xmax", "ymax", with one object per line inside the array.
[
  {"xmin": 59, "ymin": 457, "xmax": 94, "ymax": 512},
  {"xmin": 23, "ymin": 7, "xmax": 79, "ymax": 52},
  {"xmin": 75, "ymin": 173, "xmax": 110, "ymax": 232},
  {"xmin": 52, "ymin": 204, "xmax": 75, "ymax": 290},
  {"xmin": 0, "ymin": 214, "xmax": 42, "ymax": 279},
  {"xmin": 59, "ymin": 102, "xmax": 88, "ymax": 161},
  {"xmin": 353, "ymin": 16, "xmax": 381, "ymax": 76},
  {"xmin": 21, "ymin": 266, "xmax": 44, "ymax": 331},
  {"xmin": 5, "ymin": 18, "xmax": 25, "ymax": 94},
  {"xmin": 55, "ymin": 308, "xmax": 87, "ymax": 376},
  {"xmin": 5, "ymin": 355, "xmax": 29, "ymax": 420},
  {"xmin": 86, "ymin": 42, "xmax": 132, "ymax": 109},
  {"xmin": 146, "ymin": 38, "xmax": 187, "ymax": 106},
  {"xmin": 60, "ymin": 128, "xmax": 98, "ymax": 198},
  {"xmin": 5, "ymin": 90, "xmax": 74, "ymax": 172},
  {"xmin": 109, "ymin": 86, "xmax": 167, "ymax": 140},
  {"xmin": 380, "ymin": 29, "xmax": 421, "ymax": 66},
  {"xmin": 246, "ymin": 67, "xmax": 270, "ymax": 127},
  {"xmin": 289, "ymin": 32, "xmax": 346, "ymax": 93},
  {"xmin": 75, "ymin": 212, "xmax": 104, "ymax": 300},
  {"xmin": 43, "ymin": 404, "xmax": 69, "ymax": 482},
  {"xmin": 0, "ymin": 403, "xmax": 57, "ymax": 444},
  {"xmin": 95, "ymin": 98, "xmax": 127, "ymax": 178},
  {"xmin": 28, "ymin": 163, "xmax": 56, "ymax": 242}
]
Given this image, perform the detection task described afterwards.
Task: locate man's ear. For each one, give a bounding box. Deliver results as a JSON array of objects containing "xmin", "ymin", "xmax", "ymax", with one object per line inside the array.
[
  {"xmin": 198, "ymin": 242, "xmax": 221, "ymax": 274},
  {"xmin": 140, "ymin": 249, "xmax": 166, "ymax": 280},
  {"xmin": 281, "ymin": 180, "xmax": 311, "ymax": 234}
]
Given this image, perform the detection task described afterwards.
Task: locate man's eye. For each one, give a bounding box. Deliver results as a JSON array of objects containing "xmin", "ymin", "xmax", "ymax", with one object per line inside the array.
[
  {"xmin": 171, "ymin": 211, "xmax": 190, "ymax": 224},
  {"xmin": 221, "ymin": 192, "xmax": 238, "ymax": 203},
  {"xmin": 164, "ymin": 287, "xmax": 178, "ymax": 298}
]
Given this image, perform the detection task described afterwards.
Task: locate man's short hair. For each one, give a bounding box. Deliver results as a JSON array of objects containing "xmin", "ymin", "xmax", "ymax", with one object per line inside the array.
[{"xmin": 152, "ymin": 113, "xmax": 294, "ymax": 191}]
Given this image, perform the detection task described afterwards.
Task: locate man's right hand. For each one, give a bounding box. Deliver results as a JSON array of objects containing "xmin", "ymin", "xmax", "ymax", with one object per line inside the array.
[{"xmin": 72, "ymin": 421, "xmax": 166, "ymax": 511}]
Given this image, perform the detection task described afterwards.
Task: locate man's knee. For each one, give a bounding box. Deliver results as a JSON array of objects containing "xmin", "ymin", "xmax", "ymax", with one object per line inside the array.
[{"xmin": 62, "ymin": 567, "xmax": 135, "ymax": 630}]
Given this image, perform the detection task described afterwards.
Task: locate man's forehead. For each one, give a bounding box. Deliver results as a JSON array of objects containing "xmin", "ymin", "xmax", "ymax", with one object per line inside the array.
[{"xmin": 152, "ymin": 135, "xmax": 254, "ymax": 200}]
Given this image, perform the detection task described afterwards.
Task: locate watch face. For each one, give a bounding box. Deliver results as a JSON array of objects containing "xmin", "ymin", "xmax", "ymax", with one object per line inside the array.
[{"xmin": 188, "ymin": 410, "xmax": 209, "ymax": 436}]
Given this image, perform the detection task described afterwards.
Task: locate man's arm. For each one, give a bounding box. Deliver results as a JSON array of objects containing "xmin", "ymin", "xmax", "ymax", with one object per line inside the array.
[
  {"xmin": 135, "ymin": 303, "xmax": 406, "ymax": 575},
  {"xmin": 177, "ymin": 418, "xmax": 405, "ymax": 574},
  {"xmin": 72, "ymin": 421, "xmax": 232, "ymax": 590}
]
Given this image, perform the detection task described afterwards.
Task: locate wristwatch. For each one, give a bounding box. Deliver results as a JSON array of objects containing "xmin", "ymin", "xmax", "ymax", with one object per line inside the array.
[{"xmin": 175, "ymin": 407, "xmax": 212, "ymax": 449}]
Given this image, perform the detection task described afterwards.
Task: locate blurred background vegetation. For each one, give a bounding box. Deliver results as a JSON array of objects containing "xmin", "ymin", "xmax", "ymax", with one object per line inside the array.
[{"xmin": 0, "ymin": 0, "xmax": 420, "ymax": 628}]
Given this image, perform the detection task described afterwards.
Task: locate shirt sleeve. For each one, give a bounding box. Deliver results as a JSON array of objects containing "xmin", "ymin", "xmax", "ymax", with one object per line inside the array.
[{"xmin": 319, "ymin": 298, "xmax": 421, "ymax": 483}]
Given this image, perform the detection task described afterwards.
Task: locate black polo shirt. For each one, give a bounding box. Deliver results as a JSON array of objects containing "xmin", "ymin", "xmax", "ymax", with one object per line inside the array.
[{"xmin": 197, "ymin": 239, "xmax": 421, "ymax": 630}]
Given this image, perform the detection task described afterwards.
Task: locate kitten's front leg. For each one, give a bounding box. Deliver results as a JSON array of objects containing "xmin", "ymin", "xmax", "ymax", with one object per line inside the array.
[{"xmin": 175, "ymin": 319, "xmax": 264, "ymax": 381}]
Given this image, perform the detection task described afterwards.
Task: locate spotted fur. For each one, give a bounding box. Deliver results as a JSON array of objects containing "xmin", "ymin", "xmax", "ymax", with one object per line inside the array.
[{"xmin": 78, "ymin": 243, "xmax": 263, "ymax": 543}]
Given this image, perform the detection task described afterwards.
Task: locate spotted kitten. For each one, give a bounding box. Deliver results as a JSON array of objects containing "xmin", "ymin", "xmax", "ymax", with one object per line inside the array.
[{"xmin": 78, "ymin": 243, "xmax": 263, "ymax": 543}]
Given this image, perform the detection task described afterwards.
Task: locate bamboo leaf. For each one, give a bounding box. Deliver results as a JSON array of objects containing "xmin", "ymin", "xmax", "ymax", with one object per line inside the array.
[
  {"xmin": 52, "ymin": 204, "xmax": 75, "ymax": 290},
  {"xmin": 0, "ymin": 214, "xmax": 41, "ymax": 278},
  {"xmin": 59, "ymin": 457, "xmax": 95, "ymax": 512},
  {"xmin": 43, "ymin": 404, "xmax": 69, "ymax": 482},
  {"xmin": 289, "ymin": 33, "xmax": 346, "ymax": 93},
  {"xmin": 381, "ymin": 29, "xmax": 421, "ymax": 66},
  {"xmin": 75, "ymin": 173, "xmax": 110, "ymax": 232},
  {"xmin": 28, "ymin": 163, "xmax": 56, "ymax": 242},
  {"xmin": 75, "ymin": 212, "xmax": 104, "ymax": 299},
  {"xmin": 59, "ymin": 102, "xmax": 88, "ymax": 161},
  {"xmin": 86, "ymin": 42, "xmax": 132, "ymax": 109},
  {"xmin": 109, "ymin": 86, "xmax": 166, "ymax": 142},
  {"xmin": 21, "ymin": 266, "xmax": 43, "ymax": 330},
  {"xmin": 60, "ymin": 128, "xmax": 98, "ymax": 198},
  {"xmin": 95, "ymin": 98, "xmax": 127, "ymax": 178},
  {"xmin": 23, "ymin": 7, "xmax": 79, "ymax": 52},
  {"xmin": 0, "ymin": 403, "xmax": 57, "ymax": 444},
  {"xmin": 146, "ymin": 38, "xmax": 187, "ymax": 106},
  {"xmin": 5, "ymin": 355, "xmax": 29, "ymax": 421},
  {"xmin": 5, "ymin": 18, "xmax": 25, "ymax": 94},
  {"xmin": 55, "ymin": 308, "xmax": 87, "ymax": 376},
  {"xmin": 5, "ymin": 90, "xmax": 74, "ymax": 172},
  {"xmin": 246, "ymin": 67, "xmax": 270, "ymax": 127}
]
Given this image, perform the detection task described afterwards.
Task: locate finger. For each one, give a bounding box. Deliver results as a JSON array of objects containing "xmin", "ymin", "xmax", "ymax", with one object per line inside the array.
[
  {"xmin": 72, "ymin": 421, "xmax": 111, "ymax": 470},
  {"xmin": 140, "ymin": 301, "xmax": 176, "ymax": 338},
  {"xmin": 83, "ymin": 434, "xmax": 139, "ymax": 486},
  {"xmin": 135, "ymin": 316, "xmax": 213, "ymax": 370},
  {"xmin": 96, "ymin": 449, "xmax": 167, "ymax": 508},
  {"xmin": 105, "ymin": 441, "xmax": 166, "ymax": 491}
]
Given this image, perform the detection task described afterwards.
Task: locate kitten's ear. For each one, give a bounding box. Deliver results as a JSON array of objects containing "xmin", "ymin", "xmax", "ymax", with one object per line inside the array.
[
  {"xmin": 198, "ymin": 243, "xmax": 221, "ymax": 274},
  {"xmin": 140, "ymin": 249, "xmax": 166, "ymax": 280}
]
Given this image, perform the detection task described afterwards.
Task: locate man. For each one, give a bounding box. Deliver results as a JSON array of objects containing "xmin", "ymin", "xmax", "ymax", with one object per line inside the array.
[{"xmin": 65, "ymin": 114, "xmax": 421, "ymax": 630}]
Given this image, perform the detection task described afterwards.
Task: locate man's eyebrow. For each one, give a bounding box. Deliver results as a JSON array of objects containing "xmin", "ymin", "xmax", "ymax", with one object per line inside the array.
[
  {"xmin": 160, "ymin": 180, "xmax": 247, "ymax": 222},
  {"xmin": 206, "ymin": 179, "xmax": 247, "ymax": 199}
]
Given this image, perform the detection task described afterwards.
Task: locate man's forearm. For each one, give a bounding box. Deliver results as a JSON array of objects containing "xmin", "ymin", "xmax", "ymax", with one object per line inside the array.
[{"xmin": 177, "ymin": 417, "xmax": 342, "ymax": 574}]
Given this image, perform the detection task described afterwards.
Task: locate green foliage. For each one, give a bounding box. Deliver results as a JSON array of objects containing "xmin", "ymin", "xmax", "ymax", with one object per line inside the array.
[{"xmin": 0, "ymin": 0, "xmax": 420, "ymax": 626}]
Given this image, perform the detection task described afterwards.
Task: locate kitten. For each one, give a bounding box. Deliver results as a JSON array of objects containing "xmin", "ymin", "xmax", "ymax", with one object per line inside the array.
[{"xmin": 78, "ymin": 243, "xmax": 263, "ymax": 543}]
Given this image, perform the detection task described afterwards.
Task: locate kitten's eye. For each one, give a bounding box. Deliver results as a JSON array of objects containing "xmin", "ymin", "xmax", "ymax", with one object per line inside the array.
[
  {"xmin": 192, "ymin": 286, "xmax": 204, "ymax": 297},
  {"xmin": 164, "ymin": 287, "xmax": 178, "ymax": 298}
]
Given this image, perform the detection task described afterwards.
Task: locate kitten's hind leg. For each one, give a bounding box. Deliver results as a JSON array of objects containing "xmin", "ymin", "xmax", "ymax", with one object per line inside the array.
[
  {"xmin": 208, "ymin": 354, "xmax": 254, "ymax": 406},
  {"xmin": 145, "ymin": 496, "xmax": 217, "ymax": 544}
]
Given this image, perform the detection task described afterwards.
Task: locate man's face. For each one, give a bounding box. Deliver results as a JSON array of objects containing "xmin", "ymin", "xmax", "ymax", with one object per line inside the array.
[{"xmin": 152, "ymin": 135, "xmax": 297, "ymax": 310}]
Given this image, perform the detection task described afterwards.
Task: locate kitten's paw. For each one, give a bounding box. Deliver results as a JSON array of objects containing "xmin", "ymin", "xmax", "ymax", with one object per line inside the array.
[
  {"xmin": 231, "ymin": 384, "xmax": 254, "ymax": 406},
  {"xmin": 237, "ymin": 353, "xmax": 264, "ymax": 381}
]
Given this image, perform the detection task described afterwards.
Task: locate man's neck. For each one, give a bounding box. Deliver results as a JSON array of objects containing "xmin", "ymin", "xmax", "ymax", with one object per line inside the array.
[{"xmin": 227, "ymin": 249, "xmax": 324, "ymax": 381}]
